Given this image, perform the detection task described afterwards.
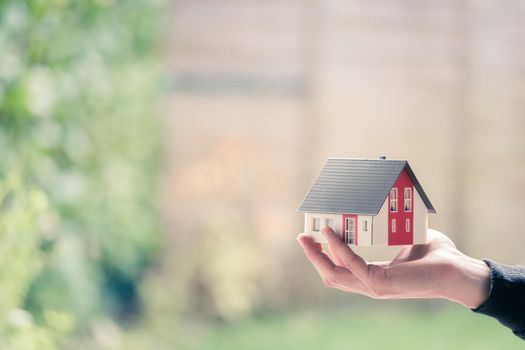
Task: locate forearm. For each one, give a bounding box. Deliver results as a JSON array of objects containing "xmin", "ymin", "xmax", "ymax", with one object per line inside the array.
[
  {"xmin": 444, "ymin": 253, "xmax": 491, "ymax": 309},
  {"xmin": 471, "ymin": 260, "xmax": 525, "ymax": 340}
]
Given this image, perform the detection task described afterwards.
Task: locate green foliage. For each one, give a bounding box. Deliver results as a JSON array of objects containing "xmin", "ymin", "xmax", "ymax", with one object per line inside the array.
[
  {"xmin": 0, "ymin": 175, "xmax": 60, "ymax": 349},
  {"xmin": 0, "ymin": 0, "xmax": 165, "ymax": 348}
]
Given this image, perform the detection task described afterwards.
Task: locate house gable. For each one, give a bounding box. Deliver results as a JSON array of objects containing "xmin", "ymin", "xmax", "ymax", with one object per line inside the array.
[{"xmin": 403, "ymin": 163, "xmax": 435, "ymax": 214}]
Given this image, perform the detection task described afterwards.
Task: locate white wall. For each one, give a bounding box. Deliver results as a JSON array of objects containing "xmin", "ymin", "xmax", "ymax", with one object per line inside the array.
[
  {"xmin": 357, "ymin": 215, "xmax": 373, "ymax": 246},
  {"xmin": 413, "ymin": 190, "xmax": 429, "ymax": 244},
  {"xmin": 304, "ymin": 212, "xmax": 342, "ymax": 243},
  {"xmin": 373, "ymin": 198, "xmax": 389, "ymax": 246},
  {"xmin": 305, "ymin": 213, "xmax": 375, "ymax": 246}
]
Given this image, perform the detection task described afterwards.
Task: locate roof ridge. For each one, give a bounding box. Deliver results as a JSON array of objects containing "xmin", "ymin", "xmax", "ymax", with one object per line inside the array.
[{"xmin": 327, "ymin": 157, "xmax": 407, "ymax": 161}]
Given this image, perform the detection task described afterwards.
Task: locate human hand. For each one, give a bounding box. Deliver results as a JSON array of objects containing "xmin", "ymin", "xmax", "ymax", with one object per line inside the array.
[{"xmin": 297, "ymin": 227, "xmax": 491, "ymax": 309}]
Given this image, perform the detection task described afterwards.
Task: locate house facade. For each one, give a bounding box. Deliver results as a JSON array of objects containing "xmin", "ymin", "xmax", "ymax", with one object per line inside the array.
[{"xmin": 298, "ymin": 158, "xmax": 435, "ymax": 246}]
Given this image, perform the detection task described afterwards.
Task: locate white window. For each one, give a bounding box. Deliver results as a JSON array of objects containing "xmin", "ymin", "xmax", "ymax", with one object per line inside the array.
[
  {"xmin": 404, "ymin": 188, "xmax": 412, "ymax": 212},
  {"xmin": 406, "ymin": 218, "xmax": 410, "ymax": 232},
  {"xmin": 324, "ymin": 217, "xmax": 334, "ymax": 229},
  {"xmin": 390, "ymin": 188, "xmax": 398, "ymax": 212},
  {"xmin": 363, "ymin": 220, "xmax": 368, "ymax": 232},
  {"xmin": 391, "ymin": 219, "xmax": 396, "ymax": 233},
  {"xmin": 312, "ymin": 217, "xmax": 320, "ymax": 232}
]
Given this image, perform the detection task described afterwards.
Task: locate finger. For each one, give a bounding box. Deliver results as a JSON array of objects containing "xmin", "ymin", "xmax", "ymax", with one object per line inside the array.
[
  {"xmin": 321, "ymin": 227, "xmax": 370, "ymax": 283},
  {"xmin": 328, "ymin": 272, "xmax": 373, "ymax": 295},
  {"xmin": 427, "ymin": 228, "xmax": 456, "ymax": 249},
  {"xmin": 297, "ymin": 233, "xmax": 337, "ymax": 274},
  {"xmin": 296, "ymin": 233, "xmax": 322, "ymax": 251},
  {"xmin": 297, "ymin": 234, "xmax": 371, "ymax": 295},
  {"xmin": 327, "ymin": 241, "xmax": 346, "ymax": 267}
]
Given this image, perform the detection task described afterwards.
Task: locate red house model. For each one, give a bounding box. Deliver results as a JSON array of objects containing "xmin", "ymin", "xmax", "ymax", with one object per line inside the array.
[{"xmin": 298, "ymin": 157, "xmax": 436, "ymax": 246}]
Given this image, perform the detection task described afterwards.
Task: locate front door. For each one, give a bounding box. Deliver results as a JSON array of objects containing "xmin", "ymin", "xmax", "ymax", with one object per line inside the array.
[{"xmin": 342, "ymin": 214, "xmax": 357, "ymax": 245}]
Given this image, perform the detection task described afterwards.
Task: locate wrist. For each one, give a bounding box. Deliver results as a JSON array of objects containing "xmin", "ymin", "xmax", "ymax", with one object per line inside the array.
[{"xmin": 446, "ymin": 254, "xmax": 491, "ymax": 309}]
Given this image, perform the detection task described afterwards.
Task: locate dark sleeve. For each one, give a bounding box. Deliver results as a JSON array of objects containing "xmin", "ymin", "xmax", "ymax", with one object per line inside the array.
[{"xmin": 472, "ymin": 259, "xmax": 525, "ymax": 340}]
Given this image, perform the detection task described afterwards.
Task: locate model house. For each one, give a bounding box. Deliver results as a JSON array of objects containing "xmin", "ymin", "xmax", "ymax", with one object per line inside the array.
[{"xmin": 298, "ymin": 157, "xmax": 435, "ymax": 246}]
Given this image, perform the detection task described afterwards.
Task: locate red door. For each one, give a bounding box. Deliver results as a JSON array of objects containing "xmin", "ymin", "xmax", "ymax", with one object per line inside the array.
[{"xmin": 342, "ymin": 214, "xmax": 358, "ymax": 245}]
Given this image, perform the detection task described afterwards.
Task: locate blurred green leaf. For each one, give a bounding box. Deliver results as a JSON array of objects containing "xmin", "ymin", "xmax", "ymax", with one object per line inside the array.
[{"xmin": 0, "ymin": 0, "xmax": 165, "ymax": 348}]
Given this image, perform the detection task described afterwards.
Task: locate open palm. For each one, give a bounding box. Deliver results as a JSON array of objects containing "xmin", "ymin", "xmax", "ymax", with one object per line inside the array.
[{"xmin": 297, "ymin": 227, "xmax": 490, "ymax": 308}]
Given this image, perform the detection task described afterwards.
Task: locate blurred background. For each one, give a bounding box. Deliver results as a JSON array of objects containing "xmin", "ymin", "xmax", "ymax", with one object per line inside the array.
[{"xmin": 1, "ymin": 0, "xmax": 524, "ymax": 349}]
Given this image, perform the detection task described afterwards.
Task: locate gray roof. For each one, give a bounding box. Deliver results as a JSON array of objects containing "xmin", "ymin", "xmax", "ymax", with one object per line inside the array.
[{"xmin": 298, "ymin": 158, "xmax": 436, "ymax": 215}]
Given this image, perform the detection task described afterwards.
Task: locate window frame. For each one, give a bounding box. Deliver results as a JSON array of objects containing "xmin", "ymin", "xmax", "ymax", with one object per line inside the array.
[
  {"xmin": 406, "ymin": 218, "xmax": 410, "ymax": 232},
  {"xmin": 345, "ymin": 217, "xmax": 356, "ymax": 244},
  {"xmin": 363, "ymin": 220, "xmax": 368, "ymax": 232},
  {"xmin": 391, "ymin": 219, "xmax": 397, "ymax": 233},
  {"xmin": 404, "ymin": 187, "xmax": 412, "ymax": 212},
  {"xmin": 390, "ymin": 188, "xmax": 398, "ymax": 212},
  {"xmin": 324, "ymin": 217, "xmax": 334, "ymax": 229},
  {"xmin": 312, "ymin": 217, "xmax": 320, "ymax": 232}
]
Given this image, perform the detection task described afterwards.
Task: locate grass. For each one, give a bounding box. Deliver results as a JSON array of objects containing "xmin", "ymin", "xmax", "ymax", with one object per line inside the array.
[{"xmin": 188, "ymin": 302, "xmax": 522, "ymax": 350}]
